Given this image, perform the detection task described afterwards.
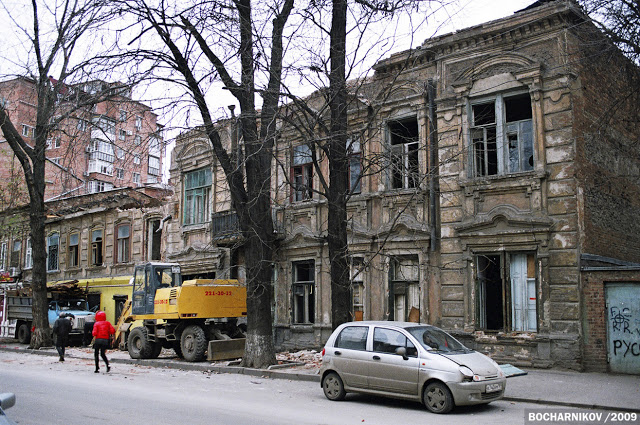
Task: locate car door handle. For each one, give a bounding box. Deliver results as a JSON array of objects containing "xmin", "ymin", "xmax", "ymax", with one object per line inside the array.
[
  {"xmin": 372, "ymin": 355, "xmax": 381, "ymax": 360},
  {"xmin": 334, "ymin": 350, "xmax": 342, "ymax": 356}
]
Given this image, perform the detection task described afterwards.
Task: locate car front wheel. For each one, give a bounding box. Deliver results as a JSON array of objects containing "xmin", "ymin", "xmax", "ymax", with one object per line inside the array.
[
  {"xmin": 322, "ymin": 372, "xmax": 346, "ymax": 401},
  {"xmin": 423, "ymin": 382, "xmax": 454, "ymax": 414}
]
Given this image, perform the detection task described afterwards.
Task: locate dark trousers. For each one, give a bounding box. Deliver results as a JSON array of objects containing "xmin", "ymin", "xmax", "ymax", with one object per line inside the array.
[
  {"xmin": 56, "ymin": 344, "xmax": 65, "ymax": 358},
  {"xmin": 94, "ymin": 338, "xmax": 109, "ymax": 370}
]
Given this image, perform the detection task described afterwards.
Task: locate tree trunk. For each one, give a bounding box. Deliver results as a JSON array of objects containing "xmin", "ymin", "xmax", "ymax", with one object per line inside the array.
[{"xmin": 327, "ymin": 0, "xmax": 351, "ymax": 330}]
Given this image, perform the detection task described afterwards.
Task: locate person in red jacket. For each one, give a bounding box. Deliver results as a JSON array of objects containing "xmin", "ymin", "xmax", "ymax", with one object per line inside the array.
[{"xmin": 92, "ymin": 310, "xmax": 115, "ymax": 373}]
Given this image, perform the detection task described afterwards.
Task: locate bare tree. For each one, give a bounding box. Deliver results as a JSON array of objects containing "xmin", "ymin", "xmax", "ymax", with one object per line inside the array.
[
  {"xmin": 116, "ymin": 0, "xmax": 294, "ymax": 368},
  {"xmin": 279, "ymin": 0, "xmax": 445, "ymax": 329},
  {"xmin": 0, "ymin": 0, "xmax": 114, "ymax": 348}
]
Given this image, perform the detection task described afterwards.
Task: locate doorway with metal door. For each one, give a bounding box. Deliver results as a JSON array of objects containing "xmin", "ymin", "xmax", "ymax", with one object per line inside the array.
[{"xmin": 606, "ymin": 283, "xmax": 640, "ymax": 374}]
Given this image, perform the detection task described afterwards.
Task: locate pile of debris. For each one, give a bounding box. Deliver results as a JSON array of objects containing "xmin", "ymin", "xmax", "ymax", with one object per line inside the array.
[{"xmin": 276, "ymin": 350, "xmax": 322, "ymax": 368}]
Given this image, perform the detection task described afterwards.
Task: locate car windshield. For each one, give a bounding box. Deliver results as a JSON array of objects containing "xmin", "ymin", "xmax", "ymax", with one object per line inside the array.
[{"xmin": 407, "ymin": 326, "xmax": 470, "ymax": 353}]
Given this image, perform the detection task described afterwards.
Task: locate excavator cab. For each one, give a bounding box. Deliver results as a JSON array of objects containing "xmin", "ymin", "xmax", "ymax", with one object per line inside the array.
[{"xmin": 131, "ymin": 263, "xmax": 182, "ymax": 315}]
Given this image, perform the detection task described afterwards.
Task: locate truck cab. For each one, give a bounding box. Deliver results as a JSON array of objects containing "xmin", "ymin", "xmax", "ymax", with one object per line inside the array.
[
  {"xmin": 131, "ymin": 262, "xmax": 182, "ymax": 315},
  {"xmin": 48, "ymin": 299, "xmax": 95, "ymax": 340}
]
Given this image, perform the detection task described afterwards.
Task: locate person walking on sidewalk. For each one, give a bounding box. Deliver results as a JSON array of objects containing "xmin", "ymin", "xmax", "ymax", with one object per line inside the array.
[
  {"xmin": 92, "ymin": 311, "xmax": 115, "ymax": 373},
  {"xmin": 52, "ymin": 313, "xmax": 73, "ymax": 362}
]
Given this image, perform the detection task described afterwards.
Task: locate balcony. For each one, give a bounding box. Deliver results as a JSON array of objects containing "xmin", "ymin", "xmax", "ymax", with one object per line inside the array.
[
  {"xmin": 90, "ymin": 128, "xmax": 114, "ymax": 143},
  {"xmin": 211, "ymin": 211, "xmax": 239, "ymax": 239},
  {"xmin": 88, "ymin": 151, "xmax": 115, "ymax": 163}
]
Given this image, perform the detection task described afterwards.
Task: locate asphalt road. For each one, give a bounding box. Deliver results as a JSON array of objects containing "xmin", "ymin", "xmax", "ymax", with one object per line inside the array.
[{"xmin": 0, "ymin": 350, "xmax": 588, "ymax": 425}]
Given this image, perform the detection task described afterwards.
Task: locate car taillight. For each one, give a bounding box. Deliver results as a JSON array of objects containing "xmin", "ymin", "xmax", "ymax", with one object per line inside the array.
[{"xmin": 321, "ymin": 348, "xmax": 325, "ymax": 356}]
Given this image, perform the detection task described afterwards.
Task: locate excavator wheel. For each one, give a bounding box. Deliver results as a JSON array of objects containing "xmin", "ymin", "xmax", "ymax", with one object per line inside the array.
[
  {"xmin": 127, "ymin": 327, "xmax": 153, "ymax": 359},
  {"xmin": 181, "ymin": 324, "xmax": 207, "ymax": 362},
  {"xmin": 149, "ymin": 341, "xmax": 163, "ymax": 359}
]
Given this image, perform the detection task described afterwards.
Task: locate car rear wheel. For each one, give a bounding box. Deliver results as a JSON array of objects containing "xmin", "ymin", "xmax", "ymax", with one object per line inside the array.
[
  {"xmin": 423, "ymin": 382, "xmax": 454, "ymax": 414},
  {"xmin": 322, "ymin": 372, "xmax": 346, "ymax": 401}
]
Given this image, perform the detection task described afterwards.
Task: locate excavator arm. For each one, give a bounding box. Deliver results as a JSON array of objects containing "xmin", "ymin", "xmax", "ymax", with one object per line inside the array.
[{"xmin": 113, "ymin": 299, "xmax": 133, "ymax": 350}]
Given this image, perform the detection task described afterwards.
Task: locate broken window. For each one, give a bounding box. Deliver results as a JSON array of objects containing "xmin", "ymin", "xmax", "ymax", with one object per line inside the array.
[
  {"xmin": 476, "ymin": 252, "xmax": 537, "ymax": 332},
  {"xmin": 348, "ymin": 137, "xmax": 362, "ymax": 194},
  {"xmin": 350, "ymin": 258, "xmax": 365, "ymax": 321},
  {"xmin": 389, "ymin": 256, "xmax": 420, "ymax": 321},
  {"xmin": 292, "ymin": 260, "xmax": 315, "ymax": 324},
  {"xmin": 91, "ymin": 229, "xmax": 103, "ymax": 266},
  {"xmin": 292, "ymin": 144, "xmax": 313, "ymax": 202},
  {"xmin": 388, "ymin": 118, "xmax": 419, "ymax": 189},
  {"xmin": 147, "ymin": 219, "xmax": 162, "ymax": 261},
  {"xmin": 471, "ymin": 93, "xmax": 533, "ymax": 177},
  {"xmin": 10, "ymin": 240, "xmax": 21, "ymax": 268},
  {"xmin": 115, "ymin": 223, "xmax": 131, "ymax": 264},
  {"xmin": 68, "ymin": 232, "xmax": 79, "ymax": 268},
  {"xmin": 183, "ymin": 167, "xmax": 211, "ymax": 225},
  {"xmin": 46, "ymin": 232, "xmax": 59, "ymax": 271}
]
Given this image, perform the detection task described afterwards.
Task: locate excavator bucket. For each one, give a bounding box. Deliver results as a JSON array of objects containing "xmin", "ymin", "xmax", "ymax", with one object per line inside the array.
[{"xmin": 113, "ymin": 299, "xmax": 132, "ymax": 350}]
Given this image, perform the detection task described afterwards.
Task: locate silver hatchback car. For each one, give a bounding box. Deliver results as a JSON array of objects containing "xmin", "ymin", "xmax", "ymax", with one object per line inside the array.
[{"xmin": 320, "ymin": 321, "xmax": 506, "ymax": 414}]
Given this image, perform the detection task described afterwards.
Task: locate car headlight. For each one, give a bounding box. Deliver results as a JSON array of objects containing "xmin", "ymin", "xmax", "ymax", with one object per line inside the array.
[{"xmin": 459, "ymin": 365, "xmax": 477, "ymax": 381}]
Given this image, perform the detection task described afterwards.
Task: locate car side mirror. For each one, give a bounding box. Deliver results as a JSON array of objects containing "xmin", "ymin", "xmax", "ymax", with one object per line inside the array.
[
  {"xmin": 0, "ymin": 393, "xmax": 16, "ymax": 410},
  {"xmin": 395, "ymin": 346, "xmax": 408, "ymax": 360}
]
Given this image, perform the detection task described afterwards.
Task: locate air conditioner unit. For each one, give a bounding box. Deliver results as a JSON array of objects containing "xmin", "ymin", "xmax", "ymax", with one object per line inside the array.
[
  {"xmin": 9, "ymin": 267, "xmax": 21, "ymax": 277},
  {"xmin": 83, "ymin": 172, "xmax": 90, "ymax": 177},
  {"xmin": 85, "ymin": 146, "xmax": 91, "ymax": 153},
  {"xmin": 127, "ymin": 130, "xmax": 133, "ymax": 136}
]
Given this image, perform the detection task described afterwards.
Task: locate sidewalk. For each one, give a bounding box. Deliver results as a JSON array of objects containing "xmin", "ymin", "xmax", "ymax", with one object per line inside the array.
[{"xmin": 1, "ymin": 340, "xmax": 638, "ymax": 412}]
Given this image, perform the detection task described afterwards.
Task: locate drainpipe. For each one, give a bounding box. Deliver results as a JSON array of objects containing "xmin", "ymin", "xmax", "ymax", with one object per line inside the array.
[{"xmin": 426, "ymin": 79, "xmax": 438, "ymax": 252}]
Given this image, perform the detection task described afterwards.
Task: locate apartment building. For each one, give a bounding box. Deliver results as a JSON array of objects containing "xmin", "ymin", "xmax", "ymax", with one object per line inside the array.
[{"xmin": 0, "ymin": 77, "xmax": 165, "ymax": 204}]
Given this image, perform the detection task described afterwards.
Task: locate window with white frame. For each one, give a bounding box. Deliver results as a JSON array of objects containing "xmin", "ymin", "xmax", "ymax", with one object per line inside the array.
[
  {"xmin": 292, "ymin": 144, "xmax": 313, "ymax": 202},
  {"xmin": 390, "ymin": 256, "xmax": 420, "ymax": 321},
  {"xmin": 116, "ymin": 147, "xmax": 124, "ymax": 159},
  {"xmin": 93, "ymin": 116, "xmax": 116, "ymax": 135},
  {"xmin": 148, "ymin": 155, "xmax": 160, "ymax": 176},
  {"xmin": 292, "ymin": 260, "xmax": 315, "ymax": 324},
  {"xmin": 135, "ymin": 115, "xmax": 142, "ymax": 131},
  {"xmin": 134, "ymin": 135, "xmax": 141, "ymax": 146},
  {"xmin": 388, "ymin": 118, "xmax": 419, "ymax": 189},
  {"xmin": 77, "ymin": 119, "xmax": 87, "ymax": 131},
  {"xmin": 476, "ymin": 252, "xmax": 537, "ymax": 332},
  {"xmin": 133, "ymin": 172, "xmax": 141, "ymax": 186},
  {"xmin": 0, "ymin": 242, "xmax": 6, "ymax": 271},
  {"xmin": 133, "ymin": 155, "xmax": 140, "ymax": 165},
  {"xmin": 119, "ymin": 110, "xmax": 127, "ymax": 122},
  {"xmin": 183, "ymin": 168, "xmax": 211, "ymax": 225},
  {"xmin": 22, "ymin": 124, "xmax": 34, "ymax": 138},
  {"xmin": 46, "ymin": 232, "xmax": 59, "ymax": 271},
  {"xmin": 118, "ymin": 129, "xmax": 126, "ymax": 141},
  {"xmin": 24, "ymin": 238, "xmax": 32, "ymax": 269},
  {"xmin": 116, "ymin": 168, "xmax": 124, "ymax": 179},
  {"xmin": 87, "ymin": 180, "xmax": 113, "ymax": 194},
  {"xmin": 470, "ymin": 92, "xmax": 534, "ymax": 177}
]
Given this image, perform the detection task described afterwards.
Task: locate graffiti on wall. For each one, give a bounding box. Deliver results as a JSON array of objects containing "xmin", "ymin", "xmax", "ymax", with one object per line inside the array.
[{"xmin": 610, "ymin": 306, "xmax": 640, "ymax": 358}]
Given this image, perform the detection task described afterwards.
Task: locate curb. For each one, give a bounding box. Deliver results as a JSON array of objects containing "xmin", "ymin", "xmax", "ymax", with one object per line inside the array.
[{"xmin": 2, "ymin": 345, "xmax": 637, "ymax": 412}]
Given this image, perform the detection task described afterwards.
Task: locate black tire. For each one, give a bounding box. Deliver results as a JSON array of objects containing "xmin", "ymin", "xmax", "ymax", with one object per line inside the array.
[
  {"xmin": 149, "ymin": 341, "xmax": 163, "ymax": 359},
  {"xmin": 322, "ymin": 372, "xmax": 346, "ymax": 401},
  {"xmin": 423, "ymin": 382, "xmax": 454, "ymax": 414},
  {"xmin": 127, "ymin": 327, "xmax": 153, "ymax": 359},
  {"xmin": 172, "ymin": 341, "xmax": 183, "ymax": 359},
  {"xmin": 17, "ymin": 323, "xmax": 31, "ymax": 344},
  {"xmin": 180, "ymin": 325, "xmax": 207, "ymax": 362}
]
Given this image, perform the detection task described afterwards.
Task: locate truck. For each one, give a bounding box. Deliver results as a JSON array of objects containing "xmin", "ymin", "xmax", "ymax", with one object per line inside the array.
[
  {"xmin": 115, "ymin": 262, "xmax": 247, "ymax": 362},
  {"xmin": 0, "ymin": 282, "xmax": 96, "ymax": 344}
]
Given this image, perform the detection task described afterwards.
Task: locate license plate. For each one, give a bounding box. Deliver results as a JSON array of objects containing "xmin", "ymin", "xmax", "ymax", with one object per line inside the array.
[{"xmin": 485, "ymin": 383, "xmax": 502, "ymax": 393}]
